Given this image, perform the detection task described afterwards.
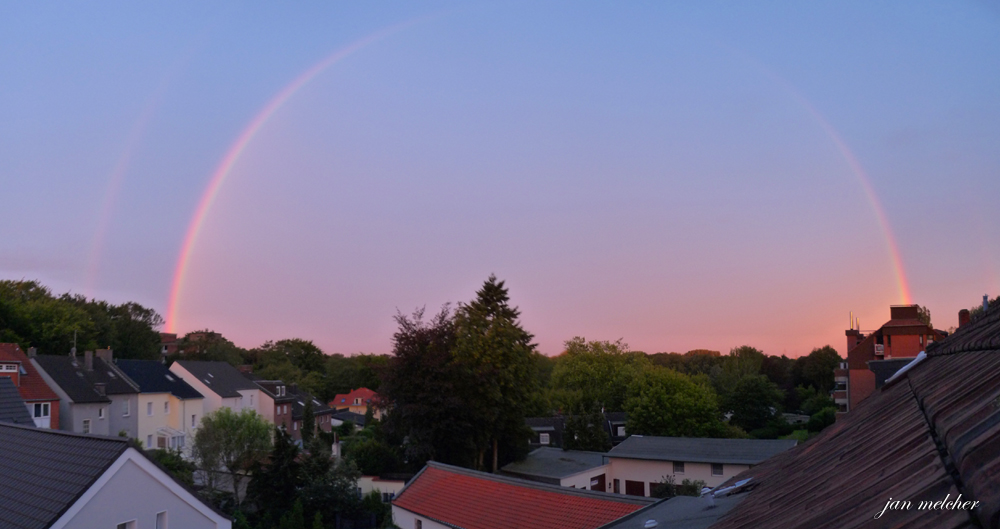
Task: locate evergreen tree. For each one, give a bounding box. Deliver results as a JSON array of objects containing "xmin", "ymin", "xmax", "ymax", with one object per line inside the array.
[
  {"xmin": 247, "ymin": 427, "xmax": 301, "ymax": 520},
  {"xmin": 452, "ymin": 275, "xmax": 538, "ymax": 471},
  {"xmin": 302, "ymin": 399, "xmax": 316, "ymax": 445},
  {"xmin": 311, "ymin": 512, "xmax": 324, "ymax": 529}
]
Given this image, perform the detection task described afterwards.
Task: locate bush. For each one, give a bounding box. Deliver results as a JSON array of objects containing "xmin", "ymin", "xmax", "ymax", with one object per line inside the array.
[
  {"xmin": 650, "ymin": 475, "xmax": 706, "ymax": 498},
  {"xmin": 807, "ymin": 407, "xmax": 836, "ymax": 432}
]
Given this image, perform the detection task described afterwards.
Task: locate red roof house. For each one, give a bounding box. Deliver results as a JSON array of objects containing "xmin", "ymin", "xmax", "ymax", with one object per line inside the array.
[
  {"xmin": 392, "ymin": 462, "xmax": 654, "ymax": 529},
  {"xmin": 0, "ymin": 343, "xmax": 60, "ymax": 428},
  {"xmin": 330, "ymin": 387, "xmax": 380, "ymax": 418}
]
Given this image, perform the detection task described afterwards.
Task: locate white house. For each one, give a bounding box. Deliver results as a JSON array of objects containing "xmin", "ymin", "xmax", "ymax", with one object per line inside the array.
[
  {"xmin": 0, "ymin": 421, "xmax": 230, "ymax": 528},
  {"xmin": 170, "ymin": 361, "xmax": 263, "ymax": 419}
]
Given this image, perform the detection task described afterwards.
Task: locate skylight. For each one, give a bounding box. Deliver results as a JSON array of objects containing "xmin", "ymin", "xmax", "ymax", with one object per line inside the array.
[{"xmin": 165, "ymin": 374, "xmax": 175, "ymax": 382}]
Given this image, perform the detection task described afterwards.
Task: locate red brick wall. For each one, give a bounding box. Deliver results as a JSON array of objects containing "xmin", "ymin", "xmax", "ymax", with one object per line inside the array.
[{"xmin": 849, "ymin": 369, "xmax": 876, "ymax": 410}]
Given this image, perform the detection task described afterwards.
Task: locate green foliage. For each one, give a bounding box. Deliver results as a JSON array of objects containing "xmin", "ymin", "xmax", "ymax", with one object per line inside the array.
[
  {"xmin": 0, "ymin": 279, "xmax": 163, "ymax": 358},
  {"xmin": 279, "ymin": 499, "xmax": 306, "ymax": 529},
  {"xmin": 148, "ymin": 448, "xmax": 196, "ymax": 487},
  {"xmin": 248, "ymin": 427, "xmax": 301, "ymax": 521},
  {"xmin": 299, "ymin": 454, "xmax": 362, "ymax": 524},
  {"xmin": 723, "ymin": 375, "xmax": 784, "ymax": 432},
  {"xmin": 343, "ymin": 432, "xmax": 403, "ymax": 476},
  {"xmin": 807, "ymin": 407, "xmax": 837, "ymax": 432},
  {"xmin": 361, "ymin": 490, "xmax": 392, "ymax": 528},
  {"xmin": 563, "ymin": 405, "xmax": 611, "ymax": 452},
  {"xmin": 232, "ymin": 510, "xmax": 251, "ymax": 529},
  {"xmin": 650, "ymin": 475, "xmax": 706, "ymax": 498},
  {"xmin": 969, "ymin": 295, "xmax": 1000, "ymax": 322},
  {"xmin": 798, "ymin": 346, "xmax": 841, "ymax": 394},
  {"xmin": 168, "ymin": 330, "xmax": 245, "ymax": 365},
  {"xmin": 797, "ymin": 385, "xmax": 835, "ymax": 415},
  {"xmin": 193, "ymin": 408, "xmax": 272, "ymax": 506},
  {"xmin": 625, "ymin": 366, "xmax": 733, "ymax": 437},
  {"xmin": 451, "ymin": 275, "xmax": 539, "ymax": 471},
  {"xmin": 551, "ymin": 338, "xmax": 650, "ymax": 412},
  {"xmin": 747, "ymin": 415, "xmax": 795, "ymax": 440},
  {"xmin": 302, "ymin": 400, "xmax": 316, "ymax": 445},
  {"xmin": 311, "ymin": 512, "xmax": 324, "ymax": 529},
  {"xmin": 916, "ymin": 305, "xmax": 931, "ymax": 327}
]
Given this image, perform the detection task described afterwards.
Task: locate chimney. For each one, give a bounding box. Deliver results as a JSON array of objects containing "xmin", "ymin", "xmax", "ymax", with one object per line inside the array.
[
  {"xmin": 94, "ymin": 383, "xmax": 106, "ymax": 397},
  {"xmin": 985, "ymin": 294, "xmax": 991, "ymax": 312},
  {"xmin": 84, "ymin": 350, "xmax": 94, "ymax": 371},
  {"xmin": 958, "ymin": 309, "xmax": 970, "ymax": 328},
  {"xmin": 27, "ymin": 347, "xmax": 36, "ymax": 358},
  {"xmin": 95, "ymin": 348, "xmax": 113, "ymax": 364}
]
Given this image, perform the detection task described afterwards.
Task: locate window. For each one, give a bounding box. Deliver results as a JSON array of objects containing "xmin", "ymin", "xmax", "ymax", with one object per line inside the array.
[
  {"xmin": 617, "ymin": 426, "xmax": 626, "ymax": 437},
  {"xmin": 415, "ymin": 519, "xmax": 422, "ymax": 529},
  {"xmin": 191, "ymin": 414, "xmax": 196, "ymax": 427},
  {"xmin": 539, "ymin": 433, "xmax": 550, "ymax": 445},
  {"xmin": 0, "ymin": 364, "xmax": 17, "ymax": 372},
  {"xmin": 354, "ymin": 398, "xmax": 362, "ymax": 405},
  {"xmin": 98, "ymin": 407, "xmax": 105, "ymax": 419},
  {"xmin": 33, "ymin": 403, "xmax": 50, "ymax": 418},
  {"xmin": 147, "ymin": 402, "xmax": 153, "ymax": 416},
  {"xmin": 157, "ymin": 436, "xmax": 167, "ymax": 449},
  {"xmin": 673, "ymin": 461, "xmax": 685, "ymax": 474},
  {"xmin": 123, "ymin": 399, "xmax": 130, "ymax": 417},
  {"xmin": 156, "ymin": 511, "xmax": 167, "ymax": 529},
  {"xmin": 613, "ymin": 479, "xmax": 620, "ymax": 494},
  {"xmin": 712, "ymin": 463, "xmax": 724, "ymax": 476},
  {"xmin": 164, "ymin": 401, "xmax": 169, "ymax": 414},
  {"xmin": 82, "ymin": 419, "xmax": 90, "ymax": 434},
  {"xmin": 148, "ymin": 435, "xmax": 153, "ymax": 447},
  {"xmin": 250, "ymin": 394, "xmax": 253, "ymax": 406},
  {"xmin": 382, "ymin": 492, "xmax": 395, "ymax": 502},
  {"xmin": 293, "ymin": 422, "xmax": 298, "ymax": 430},
  {"xmin": 117, "ymin": 521, "xmax": 137, "ymax": 529}
]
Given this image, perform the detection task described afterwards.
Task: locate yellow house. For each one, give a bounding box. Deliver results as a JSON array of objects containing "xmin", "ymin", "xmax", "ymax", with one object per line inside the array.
[{"xmin": 117, "ymin": 360, "xmax": 205, "ymax": 458}]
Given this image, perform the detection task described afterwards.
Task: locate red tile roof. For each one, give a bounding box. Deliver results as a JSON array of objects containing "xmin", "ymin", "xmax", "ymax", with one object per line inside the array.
[
  {"xmin": 393, "ymin": 462, "xmax": 652, "ymax": 529},
  {"xmin": 330, "ymin": 387, "xmax": 377, "ymax": 408},
  {"xmin": 0, "ymin": 344, "xmax": 59, "ymax": 402}
]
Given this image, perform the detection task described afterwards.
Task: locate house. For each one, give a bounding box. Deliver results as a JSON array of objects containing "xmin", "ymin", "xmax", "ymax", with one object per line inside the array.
[
  {"xmin": 32, "ymin": 351, "xmax": 139, "ymax": 437},
  {"xmin": 330, "ymin": 387, "xmax": 380, "ymax": 418},
  {"xmin": 597, "ymin": 491, "xmax": 746, "ymax": 529},
  {"xmin": 287, "ymin": 384, "xmax": 336, "ymax": 442},
  {"xmin": 332, "ymin": 409, "xmax": 367, "ymax": 430},
  {"xmin": 526, "ymin": 412, "xmax": 629, "ymax": 449},
  {"xmin": 501, "ymin": 447, "xmax": 611, "ymax": 489},
  {"xmin": 116, "ymin": 359, "xmax": 205, "ymax": 455},
  {"xmin": 0, "ymin": 377, "xmax": 36, "ymax": 426},
  {"xmin": 169, "ymin": 361, "xmax": 264, "ymax": 418},
  {"xmin": 705, "ymin": 301, "xmax": 1000, "ymax": 528},
  {"xmin": 391, "ymin": 461, "xmax": 656, "ymax": 529},
  {"xmin": 358, "ymin": 475, "xmax": 409, "ymax": 503},
  {"xmin": 251, "ymin": 379, "xmax": 296, "ymax": 432},
  {"xmin": 835, "ymin": 304, "xmax": 946, "ymax": 412},
  {"xmin": 0, "ymin": 421, "xmax": 230, "ymax": 528},
  {"xmin": 0, "ymin": 343, "xmax": 60, "ymax": 428},
  {"xmin": 605, "ymin": 435, "xmax": 797, "ymax": 492}
]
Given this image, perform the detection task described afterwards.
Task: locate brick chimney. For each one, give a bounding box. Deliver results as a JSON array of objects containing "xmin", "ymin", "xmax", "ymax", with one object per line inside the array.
[
  {"xmin": 95, "ymin": 348, "xmax": 112, "ymax": 364},
  {"xmin": 958, "ymin": 309, "xmax": 971, "ymax": 328},
  {"xmin": 84, "ymin": 350, "xmax": 94, "ymax": 371},
  {"xmin": 846, "ymin": 329, "xmax": 863, "ymax": 354}
]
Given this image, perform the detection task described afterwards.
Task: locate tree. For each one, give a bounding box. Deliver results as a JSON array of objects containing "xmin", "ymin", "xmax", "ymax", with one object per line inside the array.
[
  {"xmin": 379, "ymin": 306, "xmax": 479, "ymax": 469},
  {"xmin": 798, "ymin": 346, "xmax": 842, "ymax": 394},
  {"xmin": 147, "ymin": 448, "xmax": 196, "ymax": 487},
  {"xmin": 916, "ymin": 305, "xmax": 932, "ymax": 327},
  {"xmin": 563, "ymin": 405, "xmax": 612, "ymax": 452},
  {"xmin": 247, "ymin": 427, "xmax": 301, "ymax": 520},
  {"xmin": 625, "ymin": 366, "xmax": 734, "ymax": 438},
  {"xmin": 302, "ymin": 400, "xmax": 316, "ymax": 445},
  {"xmin": 551, "ymin": 338, "xmax": 650, "ymax": 412},
  {"xmin": 193, "ymin": 408, "xmax": 272, "ymax": 506},
  {"xmin": 451, "ymin": 275, "xmax": 538, "ymax": 472},
  {"xmin": 723, "ymin": 375, "xmax": 784, "ymax": 432},
  {"xmin": 170, "ymin": 330, "xmax": 245, "ymax": 365}
]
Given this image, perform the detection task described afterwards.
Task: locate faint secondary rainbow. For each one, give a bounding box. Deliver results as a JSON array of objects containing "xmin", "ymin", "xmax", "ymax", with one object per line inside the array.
[{"xmin": 165, "ymin": 19, "xmax": 428, "ymax": 332}]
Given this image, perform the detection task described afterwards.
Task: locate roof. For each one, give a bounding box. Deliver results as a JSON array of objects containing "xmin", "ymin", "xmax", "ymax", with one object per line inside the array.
[
  {"xmin": 173, "ymin": 360, "xmax": 258, "ymax": 398},
  {"xmin": 32, "ymin": 355, "xmax": 137, "ymax": 403},
  {"xmin": 330, "ymin": 387, "xmax": 377, "ymax": 409},
  {"xmin": 393, "ymin": 461, "xmax": 654, "ymax": 529},
  {"xmin": 608, "ymin": 436, "xmax": 797, "ymax": 466},
  {"xmin": 866, "ymin": 358, "xmax": 912, "ymax": 389},
  {"xmin": 0, "ymin": 344, "xmax": 59, "ymax": 402},
  {"xmin": 331, "ymin": 409, "xmax": 365, "ymax": 427},
  {"xmin": 115, "ymin": 360, "xmax": 203, "ymax": 400},
  {"xmin": 251, "ymin": 379, "xmax": 295, "ymax": 402},
  {"xmin": 0, "ymin": 377, "xmax": 35, "ymax": 426},
  {"xmin": 500, "ymin": 447, "xmax": 608, "ymax": 483},
  {"xmin": 706, "ymin": 301, "xmax": 1000, "ymax": 529},
  {"xmin": 289, "ymin": 386, "xmax": 333, "ymax": 419},
  {"xmin": 0, "ymin": 422, "xmax": 129, "ymax": 529},
  {"xmin": 600, "ymin": 492, "xmax": 749, "ymax": 529}
]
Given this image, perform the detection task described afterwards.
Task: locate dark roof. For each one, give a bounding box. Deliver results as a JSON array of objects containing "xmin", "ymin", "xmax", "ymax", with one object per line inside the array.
[
  {"xmin": 500, "ymin": 447, "xmax": 608, "ymax": 483},
  {"xmin": 0, "ymin": 344, "xmax": 59, "ymax": 402},
  {"xmin": 0, "ymin": 422, "xmax": 129, "ymax": 529},
  {"xmin": 0, "ymin": 377, "xmax": 35, "ymax": 426},
  {"xmin": 609, "ymin": 436, "xmax": 797, "ymax": 466},
  {"xmin": 600, "ymin": 492, "xmax": 748, "ymax": 529},
  {"xmin": 290, "ymin": 386, "xmax": 333, "ymax": 419},
  {"xmin": 706, "ymin": 301, "xmax": 1000, "ymax": 529},
  {"xmin": 331, "ymin": 410, "xmax": 366, "ymax": 427},
  {"xmin": 173, "ymin": 360, "xmax": 258, "ymax": 398},
  {"xmin": 867, "ymin": 358, "xmax": 912, "ymax": 389},
  {"xmin": 252, "ymin": 379, "xmax": 295, "ymax": 403},
  {"xmin": 32, "ymin": 355, "xmax": 138, "ymax": 403},
  {"xmin": 115, "ymin": 360, "xmax": 203, "ymax": 400},
  {"xmin": 393, "ymin": 461, "xmax": 654, "ymax": 529}
]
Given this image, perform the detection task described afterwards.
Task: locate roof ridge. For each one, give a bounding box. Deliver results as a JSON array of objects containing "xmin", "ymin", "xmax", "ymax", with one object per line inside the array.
[
  {"xmin": 424, "ymin": 461, "xmax": 654, "ymax": 505},
  {"xmin": 0, "ymin": 419, "xmax": 130, "ymax": 444}
]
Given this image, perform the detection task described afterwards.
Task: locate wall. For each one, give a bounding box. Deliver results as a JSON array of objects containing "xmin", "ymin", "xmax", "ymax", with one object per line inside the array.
[
  {"xmin": 55, "ymin": 450, "xmax": 229, "ymax": 529},
  {"xmin": 392, "ymin": 506, "xmax": 450, "ymax": 529},
  {"xmin": 849, "ymin": 369, "xmax": 877, "ymax": 410},
  {"xmin": 607, "ymin": 458, "xmax": 749, "ymax": 493},
  {"xmin": 559, "ymin": 465, "xmax": 611, "ymax": 491},
  {"xmin": 110, "ymin": 393, "xmax": 138, "ymax": 439},
  {"xmin": 170, "ymin": 364, "xmax": 224, "ymax": 415},
  {"xmin": 71, "ymin": 402, "xmax": 109, "ymax": 435},
  {"xmin": 359, "ymin": 476, "xmax": 407, "ymax": 499},
  {"xmin": 137, "ymin": 392, "xmax": 171, "ymax": 447}
]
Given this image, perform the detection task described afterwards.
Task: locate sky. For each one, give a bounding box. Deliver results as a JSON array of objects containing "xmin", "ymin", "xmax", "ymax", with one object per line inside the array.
[{"xmin": 2, "ymin": 1, "xmax": 999, "ymax": 357}]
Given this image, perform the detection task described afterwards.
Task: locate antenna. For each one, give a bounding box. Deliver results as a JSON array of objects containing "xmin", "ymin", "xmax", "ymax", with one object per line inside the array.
[
  {"xmin": 71, "ymin": 330, "xmax": 77, "ymax": 356},
  {"xmin": 849, "ymin": 311, "xmax": 853, "ymax": 330}
]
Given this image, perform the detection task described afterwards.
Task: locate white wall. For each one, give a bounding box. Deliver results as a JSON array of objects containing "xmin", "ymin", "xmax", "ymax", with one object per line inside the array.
[
  {"xmin": 559, "ymin": 464, "xmax": 611, "ymax": 491},
  {"xmin": 52, "ymin": 449, "xmax": 230, "ymax": 529},
  {"xmin": 170, "ymin": 364, "xmax": 225, "ymax": 416},
  {"xmin": 359, "ymin": 476, "xmax": 407, "ymax": 499},
  {"xmin": 392, "ymin": 506, "xmax": 450, "ymax": 529},
  {"xmin": 607, "ymin": 458, "xmax": 750, "ymax": 494}
]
